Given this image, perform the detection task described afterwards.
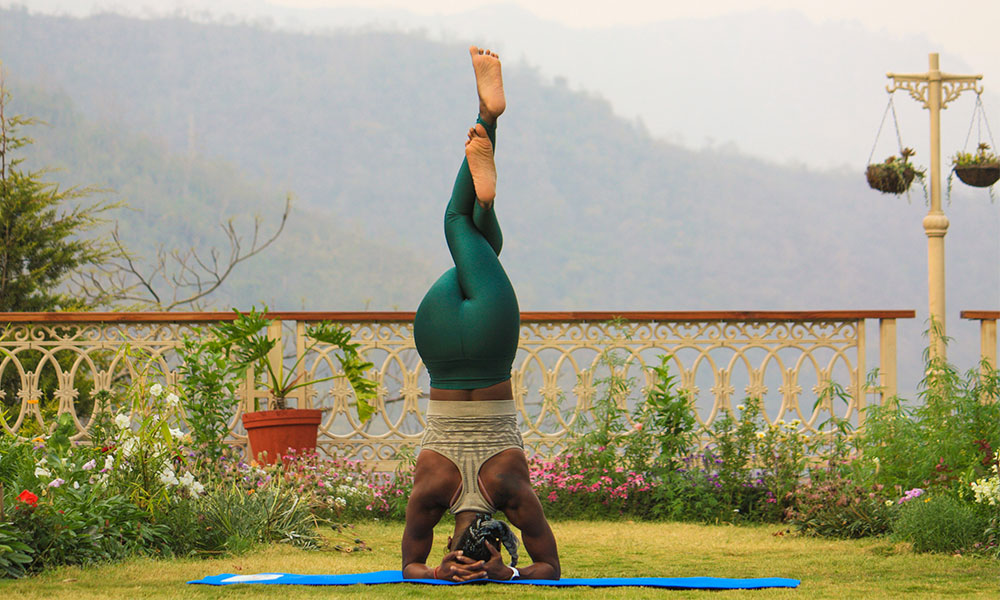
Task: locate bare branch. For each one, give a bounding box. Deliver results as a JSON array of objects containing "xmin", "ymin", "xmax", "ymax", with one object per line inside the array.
[{"xmin": 72, "ymin": 195, "xmax": 291, "ymax": 311}]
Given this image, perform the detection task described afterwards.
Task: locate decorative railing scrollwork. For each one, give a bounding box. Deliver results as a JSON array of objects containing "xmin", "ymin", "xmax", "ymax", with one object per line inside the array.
[{"xmin": 0, "ymin": 310, "xmax": 914, "ymax": 465}]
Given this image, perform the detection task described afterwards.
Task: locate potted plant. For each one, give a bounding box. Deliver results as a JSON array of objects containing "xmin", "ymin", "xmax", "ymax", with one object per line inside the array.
[
  {"xmin": 952, "ymin": 143, "xmax": 1000, "ymax": 188},
  {"xmin": 207, "ymin": 307, "xmax": 377, "ymax": 464},
  {"xmin": 866, "ymin": 148, "xmax": 924, "ymax": 195}
]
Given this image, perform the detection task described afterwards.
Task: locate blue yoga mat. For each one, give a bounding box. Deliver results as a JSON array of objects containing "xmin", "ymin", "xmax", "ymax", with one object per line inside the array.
[{"xmin": 188, "ymin": 570, "xmax": 799, "ymax": 589}]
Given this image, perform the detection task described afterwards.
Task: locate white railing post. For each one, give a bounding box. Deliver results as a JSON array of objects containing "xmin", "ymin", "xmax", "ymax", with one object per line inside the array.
[
  {"xmin": 879, "ymin": 318, "xmax": 898, "ymax": 406},
  {"xmin": 266, "ymin": 318, "xmax": 284, "ymax": 411},
  {"xmin": 981, "ymin": 318, "xmax": 997, "ymax": 373}
]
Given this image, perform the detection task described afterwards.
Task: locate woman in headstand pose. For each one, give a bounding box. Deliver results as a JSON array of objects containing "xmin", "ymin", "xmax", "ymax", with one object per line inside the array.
[{"xmin": 401, "ymin": 46, "xmax": 560, "ymax": 582}]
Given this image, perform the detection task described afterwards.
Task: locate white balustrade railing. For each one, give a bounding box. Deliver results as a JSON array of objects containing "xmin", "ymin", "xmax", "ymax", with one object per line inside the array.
[{"xmin": 0, "ymin": 310, "xmax": 914, "ymax": 466}]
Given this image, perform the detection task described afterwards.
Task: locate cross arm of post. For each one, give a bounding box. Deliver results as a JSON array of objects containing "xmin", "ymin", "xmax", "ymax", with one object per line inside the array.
[
  {"xmin": 939, "ymin": 74, "xmax": 983, "ymax": 107},
  {"xmin": 886, "ymin": 72, "xmax": 930, "ymax": 108},
  {"xmin": 886, "ymin": 71, "xmax": 983, "ymax": 109}
]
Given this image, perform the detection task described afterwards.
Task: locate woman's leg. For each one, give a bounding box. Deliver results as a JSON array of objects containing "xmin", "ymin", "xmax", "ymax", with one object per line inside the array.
[
  {"xmin": 414, "ymin": 47, "xmax": 518, "ymax": 388},
  {"xmin": 472, "ymin": 127, "xmax": 501, "ymax": 256},
  {"xmin": 415, "ymin": 119, "xmax": 518, "ymax": 374},
  {"xmin": 443, "ymin": 120, "xmax": 519, "ymax": 362}
]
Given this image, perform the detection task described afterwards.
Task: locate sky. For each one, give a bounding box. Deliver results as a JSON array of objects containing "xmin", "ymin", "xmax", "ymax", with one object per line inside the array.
[
  {"xmin": 14, "ymin": 0, "xmax": 999, "ymax": 75},
  {"xmin": 264, "ymin": 0, "xmax": 997, "ymax": 64},
  {"xmin": 9, "ymin": 0, "xmax": 1000, "ymax": 170}
]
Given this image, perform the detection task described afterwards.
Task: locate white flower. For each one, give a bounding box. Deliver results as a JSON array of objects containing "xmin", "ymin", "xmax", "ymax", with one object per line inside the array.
[
  {"xmin": 755, "ymin": 431, "xmax": 766, "ymax": 439},
  {"xmin": 73, "ymin": 481, "xmax": 80, "ymax": 489},
  {"xmin": 169, "ymin": 427, "xmax": 184, "ymax": 440},
  {"xmin": 737, "ymin": 405, "xmax": 746, "ymax": 411},
  {"xmin": 165, "ymin": 393, "xmax": 179, "ymax": 408},
  {"xmin": 114, "ymin": 414, "xmax": 131, "ymax": 429},
  {"xmin": 159, "ymin": 468, "xmax": 178, "ymax": 487},
  {"xmin": 34, "ymin": 466, "xmax": 52, "ymax": 479},
  {"xmin": 103, "ymin": 455, "xmax": 115, "ymax": 471},
  {"xmin": 82, "ymin": 459, "xmax": 96, "ymax": 471},
  {"xmin": 120, "ymin": 437, "xmax": 138, "ymax": 458},
  {"xmin": 971, "ymin": 474, "xmax": 1000, "ymax": 506},
  {"xmin": 177, "ymin": 471, "xmax": 204, "ymax": 495},
  {"xmin": 150, "ymin": 383, "xmax": 163, "ymax": 397},
  {"xmin": 334, "ymin": 496, "xmax": 347, "ymax": 508}
]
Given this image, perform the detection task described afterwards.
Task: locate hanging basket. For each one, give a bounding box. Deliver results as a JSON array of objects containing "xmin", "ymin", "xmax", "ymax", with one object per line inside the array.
[
  {"xmin": 865, "ymin": 96, "xmax": 920, "ymax": 195},
  {"xmin": 953, "ymin": 163, "xmax": 1000, "ymax": 188},
  {"xmin": 866, "ymin": 162, "xmax": 917, "ymax": 195},
  {"xmin": 953, "ymin": 95, "xmax": 999, "ymax": 189}
]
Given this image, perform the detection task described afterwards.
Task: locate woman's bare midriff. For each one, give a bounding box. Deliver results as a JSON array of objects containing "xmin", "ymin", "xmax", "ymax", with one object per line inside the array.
[{"xmin": 429, "ymin": 379, "xmax": 512, "ymax": 401}]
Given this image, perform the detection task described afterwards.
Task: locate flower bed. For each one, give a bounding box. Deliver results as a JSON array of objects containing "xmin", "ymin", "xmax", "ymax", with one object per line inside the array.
[{"xmin": 3, "ymin": 347, "xmax": 1000, "ymax": 578}]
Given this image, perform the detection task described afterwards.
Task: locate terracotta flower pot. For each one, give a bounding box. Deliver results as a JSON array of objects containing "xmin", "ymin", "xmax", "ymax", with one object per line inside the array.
[
  {"xmin": 954, "ymin": 164, "xmax": 1000, "ymax": 188},
  {"xmin": 242, "ymin": 408, "xmax": 323, "ymax": 464}
]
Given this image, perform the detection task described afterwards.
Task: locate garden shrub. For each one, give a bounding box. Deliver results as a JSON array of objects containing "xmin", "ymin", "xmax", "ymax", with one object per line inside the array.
[
  {"xmin": 197, "ymin": 482, "xmax": 320, "ymax": 552},
  {"xmin": 176, "ymin": 329, "xmax": 241, "ymax": 461},
  {"xmin": 12, "ymin": 492, "xmax": 171, "ymax": 569},
  {"xmin": 0, "ymin": 521, "xmax": 33, "ymax": 578},
  {"xmin": 651, "ymin": 454, "xmax": 729, "ymax": 522},
  {"xmin": 787, "ymin": 467, "xmax": 897, "ymax": 538},
  {"xmin": 697, "ymin": 399, "xmax": 810, "ymax": 523},
  {"xmin": 188, "ymin": 446, "xmax": 414, "ymax": 523},
  {"xmin": 529, "ymin": 453, "xmax": 654, "ymax": 520},
  {"xmin": 894, "ymin": 494, "xmax": 992, "ymax": 554},
  {"xmin": 533, "ymin": 352, "xmax": 687, "ymax": 520},
  {"xmin": 857, "ymin": 357, "xmax": 1000, "ymax": 495}
]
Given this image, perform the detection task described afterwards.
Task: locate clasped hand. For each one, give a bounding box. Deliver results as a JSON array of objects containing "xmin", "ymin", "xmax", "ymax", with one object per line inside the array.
[{"xmin": 435, "ymin": 543, "xmax": 513, "ymax": 581}]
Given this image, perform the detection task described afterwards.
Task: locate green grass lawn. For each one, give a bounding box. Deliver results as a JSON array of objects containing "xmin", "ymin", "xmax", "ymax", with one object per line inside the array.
[{"xmin": 1, "ymin": 520, "xmax": 997, "ymax": 599}]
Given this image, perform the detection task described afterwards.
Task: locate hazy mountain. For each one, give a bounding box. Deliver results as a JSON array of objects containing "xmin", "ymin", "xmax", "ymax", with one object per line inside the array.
[
  {"xmin": 8, "ymin": 1, "xmax": 997, "ymax": 171},
  {"xmin": 1, "ymin": 8, "xmax": 998, "ymax": 392},
  {"xmin": 7, "ymin": 83, "xmax": 436, "ymax": 311}
]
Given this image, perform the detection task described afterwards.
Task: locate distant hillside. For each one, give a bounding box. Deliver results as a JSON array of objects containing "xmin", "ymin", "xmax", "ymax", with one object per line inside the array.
[
  {"xmin": 2, "ymin": 8, "xmax": 998, "ymax": 387},
  {"xmin": 8, "ymin": 83, "xmax": 435, "ymax": 310}
]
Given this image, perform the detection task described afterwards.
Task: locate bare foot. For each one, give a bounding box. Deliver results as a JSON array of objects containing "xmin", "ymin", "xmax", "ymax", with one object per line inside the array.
[
  {"xmin": 465, "ymin": 123, "xmax": 496, "ymax": 208},
  {"xmin": 470, "ymin": 46, "xmax": 505, "ymax": 124}
]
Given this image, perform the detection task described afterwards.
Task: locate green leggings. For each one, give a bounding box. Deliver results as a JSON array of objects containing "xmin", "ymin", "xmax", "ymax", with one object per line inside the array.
[{"xmin": 414, "ymin": 118, "xmax": 520, "ymax": 390}]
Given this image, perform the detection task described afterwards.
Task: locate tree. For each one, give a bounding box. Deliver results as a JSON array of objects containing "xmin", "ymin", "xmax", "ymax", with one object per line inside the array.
[
  {"xmin": 0, "ymin": 67, "xmax": 290, "ymax": 312},
  {"xmin": 0, "ymin": 70, "xmax": 118, "ymax": 311}
]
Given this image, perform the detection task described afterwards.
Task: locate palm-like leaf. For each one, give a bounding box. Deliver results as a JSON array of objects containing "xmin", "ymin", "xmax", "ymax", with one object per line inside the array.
[{"xmin": 205, "ymin": 309, "xmax": 376, "ymax": 421}]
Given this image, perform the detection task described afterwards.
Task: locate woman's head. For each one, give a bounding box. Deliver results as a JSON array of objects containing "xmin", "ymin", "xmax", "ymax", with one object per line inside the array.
[{"xmin": 451, "ymin": 513, "xmax": 520, "ymax": 566}]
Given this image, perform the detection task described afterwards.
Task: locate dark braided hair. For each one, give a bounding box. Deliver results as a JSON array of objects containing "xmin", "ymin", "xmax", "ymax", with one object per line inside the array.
[{"xmin": 454, "ymin": 513, "xmax": 520, "ymax": 566}]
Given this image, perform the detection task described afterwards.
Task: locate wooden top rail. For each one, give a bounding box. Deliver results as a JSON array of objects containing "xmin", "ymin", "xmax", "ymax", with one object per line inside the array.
[
  {"xmin": 961, "ymin": 311, "xmax": 1000, "ymax": 320},
  {"xmin": 0, "ymin": 310, "xmax": 917, "ymax": 323}
]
